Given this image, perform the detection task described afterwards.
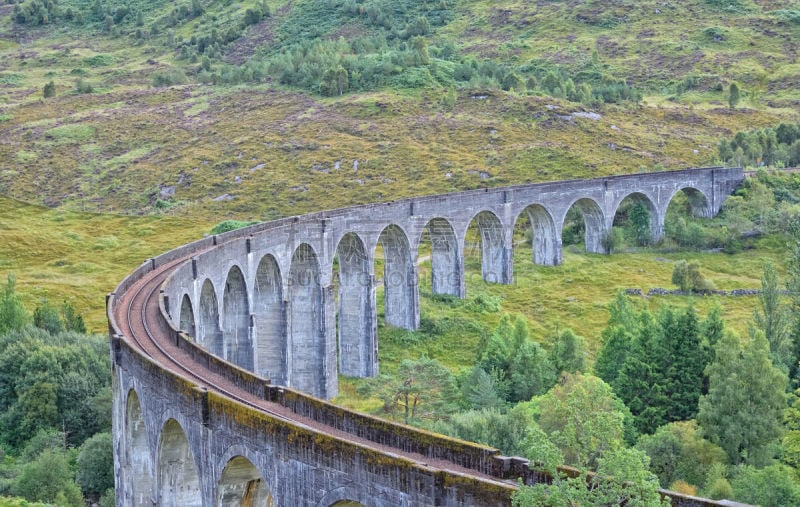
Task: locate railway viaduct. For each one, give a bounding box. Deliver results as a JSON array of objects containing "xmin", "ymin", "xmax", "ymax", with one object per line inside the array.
[{"xmin": 109, "ymin": 166, "xmax": 743, "ymax": 507}]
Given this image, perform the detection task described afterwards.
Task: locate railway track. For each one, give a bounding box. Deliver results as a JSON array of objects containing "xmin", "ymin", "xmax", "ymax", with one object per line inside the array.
[{"xmin": 112, "ymin": 253, "xmax": 510, "ymax": 485}]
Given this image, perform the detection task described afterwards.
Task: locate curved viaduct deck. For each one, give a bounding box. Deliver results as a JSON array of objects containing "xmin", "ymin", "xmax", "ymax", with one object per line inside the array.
[{"xmin": 109, "ymin": 167, "xmax": 743, "ymax": 507}]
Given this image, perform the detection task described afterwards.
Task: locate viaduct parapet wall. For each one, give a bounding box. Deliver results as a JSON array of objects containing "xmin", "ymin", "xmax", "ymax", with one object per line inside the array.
[{"xmin": 110, "ymin": 166, "xmax": 744, "ymax": 507}]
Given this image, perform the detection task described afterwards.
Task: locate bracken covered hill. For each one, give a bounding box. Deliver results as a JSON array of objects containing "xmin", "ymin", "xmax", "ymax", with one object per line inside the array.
[{"xmin": 0, "ymin": 0, "xmax": 797, "ymax": 220}]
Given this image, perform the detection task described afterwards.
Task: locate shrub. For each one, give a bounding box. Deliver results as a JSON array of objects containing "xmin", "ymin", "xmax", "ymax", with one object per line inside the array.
[
  {"xmin": 209, "ymin": 220, "xmax": 259, "ymax": 235},
  {"xmin": 73, "ymin": 78, "xmax": 94, "ymax": 94},
  {"xmin": 152, "ymin": 68, "xmax": 187, "ymax": 87},
  {"xmin": 672, "ymin": 260, "xmax": 715, "ymax": 293},
  {"xmin": 42, "ymin": 80, "xmax": 55, "ymax": 98}
]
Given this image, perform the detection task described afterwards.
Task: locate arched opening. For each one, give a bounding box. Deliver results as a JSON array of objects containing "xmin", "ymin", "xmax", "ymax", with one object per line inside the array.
[
  {"xmin": 157, "ymin": 419, "xmax": 201, "ymax": 507},
  {"xmin": 199, "ymin": 279, "xmax": 223, "ymax": 357},
  {"xmin": 254, "ymin": 254, "xmax": 286, "ymax": 384},
  {"xmin": 126, "ymin": 390, "xmax": 153, "ymax": 507},
  {"xmin": 513, "ymin": 204, "xmax": 560, "ymax": 266},
  {"xmin": 330, "ymin": 502, "xmax": 366, "ymax": 507},
  {"xmin": 561, "ymin": 198, "xmax": 606, "ymax": 254},
  {"xmin": 335, "ymin": 233, "xmax": 376, "ymax": 378},
  {"xmin": 465, "ymin": 211, "xmax": 509, "ymax": 283},
  {"xmin": 611, "ymin": 192, "xmax": 661, "ymax": 249},
  {"xmin": 672, "ymin": 187, "xmax": 713, "ymax": 218},
  {"xmin": 289, "ymin": 244, "xmax": 324, "ymax": 395},
  {"xmin": 418, "ymin": 218, "xmax": 462, "ymax": 297},
  {"xmin": 179, "ymin": 294, "xmax": 196, "ymax": 339},
  {"xmin": 217, "ymin": 456, "xmax": 274, "ymax": 507},
  {"xmin": 376, "ymin": 224, "xmax": 418, "ymax": 330},
  {"xmin": 223, "ymin": 266, "xmax": 252, "ymax": 370},
  {"xmin": 609, "ymin": 192, "xmax": 661, "ymax": 250},
  {"xmin": 664, "ymin": 187, "xmax": 716, "ymax": 249}
]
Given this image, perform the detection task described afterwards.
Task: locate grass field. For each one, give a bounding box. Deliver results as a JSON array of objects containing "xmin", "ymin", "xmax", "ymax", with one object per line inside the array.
[{"xmin": 0, "ymin": 196, "xmax": 210, "ymax": 331}]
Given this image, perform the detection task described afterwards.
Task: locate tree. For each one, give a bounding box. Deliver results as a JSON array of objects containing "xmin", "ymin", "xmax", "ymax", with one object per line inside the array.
[
  {"xmin": 663, "ymin": 305, "xmax": 706, "ymax": 421},
  {"xmin": 0, "ymin": 327, "xmax": 111, "ymax": 449},
  {"xmin": 364, "ymin": 355, "xmax": 458, "ymax": 423},
  {"xmin": 613, "ymin": 311, "xmax": 669, "ymax": 434},
  {"xmin": 697, "ymin": 331, "xmax": 788, "ymax": 466},
  {"xmin": 43, "ymin": 80, "xmax": 55, "ymax": 98},
  {"xmin": 61, "ymin": 300, "xmax": 86, "ymax": 333},
  {"xmin": 410, "ymin": 36, "xmax": 429, "ymax": 65},
  {"xmin": 752, "ymin": 261, "xmax": 792, "ymax": 372},
  {"xmin": 536, "ymin": 373, "xmax": 628, "ymax": 469},
  {"xmin": 13, "ymin": 449, "xmax": 83, "ymax": 506},
  {"xmin": 782, "ymin": 388, "xmax": 800, "ymax": 468},
  {"xmin": 787, "ymin": 218, "xmax": 800, "ymax": 382},
  {"xmin": 0, "ymin": 275, "xmax": 28, "ymax": 334},
  {"xmin": 549, "ymin": 328, "xmax": 586, "ymax": 375},
  {"xmin": 636, "ymin": 421, "xmax": 727, "ymax": 489},
  {"xmin": 33, "ymin": 299, "xmax": 62, "ymax": 334},
  {"xmin": 430, "ymin": 408, "xmax": 530, "ymax": 456},
  {"xmin": 728, "ymin": 82, "xmax": 740, "ymax": 109},
  {"xmin": 594, "ymin": 292, "xmax": 637, "ymax": 387},
  {"xmin": 672, "ymin": 260, "xmax": 713, "ymax": 293},
  {"xmin": 508, "ymin": 340, "xmax": 556, "ymax": 402},
  {"xmin": 76, "ymin": 432, "xmax": 114, "ymax": 498},
  {"xmin": 478, "ymin": 315, "xmax": 556, "ymax": 402},
  {"xmin": 321, "ymin": 65, "xmax": 348, "ymax": 96},
  {"xmin": 460, "ymin": 366, "xmax": 504, "ymax": 410},
  {"xmin": 627, "ymin": 202, "xmax": 652, "ymax": 246},
  {"xmin": 513, "ymin": 424, "xmax": 667, "ymax": 507},
  {"xmin": 702, "ymin": 304, "xmax": 725, "ymax": 365},
  {"xmin": 730, "ymin": 464, "xmax": 800, "ymax": 507}
]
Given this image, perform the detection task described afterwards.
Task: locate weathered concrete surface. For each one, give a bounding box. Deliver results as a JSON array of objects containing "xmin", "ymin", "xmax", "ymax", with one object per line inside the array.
[
  {"xmin": 162, "ymin": 166, "xmax": 742, "ymax": 399},
  {"xmin": 111, "ymin": 337, "xmax": 515, "ymax": 507}
]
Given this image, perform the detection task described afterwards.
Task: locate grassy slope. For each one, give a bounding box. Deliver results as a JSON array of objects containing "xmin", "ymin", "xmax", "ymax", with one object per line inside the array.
[
  {"xmin": 0, "ymin": 196, "xmax": 211, "ymax": 331},
  {"xmin": 0, "ymin": 0, "xmax": 798, "ymax": 218},
  {"xmin": 0, "ymin": 87, "xmax": 794, "ymax": 219}
]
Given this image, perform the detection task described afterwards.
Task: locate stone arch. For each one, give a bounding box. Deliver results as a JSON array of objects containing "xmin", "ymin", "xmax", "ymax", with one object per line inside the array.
[
  {"xmin": 466, "ymin": 210, "xmax": 509, "ymax": 283},
  {"xmin": 289, "ymin": 243, "xmax": 325, "ymax": 395},
  {"xmin": 611, "ymin": 191, "xmax": 661, "ymax": 244},
  {"xmin": 515, "ymin": 204, "xmax": 560, "ymax": 266},
  {"xmin": 157, "ymin": 419, "xmax": 201, "ymax": 507},
  {"xmin": 562, "ymin": 198, "xmax": 606, "ymax": 254},
  {"xmin": 419, "ymin": 218, "xmax": 463, "ymax": 297},
  {"xmin": 179, "ymin": 294, "xmax": 196, "ymax": 339},
  {"xmin": 223, "ymin": 265, "xmax": 252, "ymax": 370},
  {"xmin": 669, "ymin": 186, "xmax": 713, "ymax": 218},
  {"xmin": 126, "ymin": 389, "xmax": 153, "ymax": 507},
  {"xmin": 335, "ymin": 232, "xmax": 376, "ymax": 378},
  {"xmin": 316, "ymin": 485, "xmax": 381, "ymax": 507},
  {"xmin": 377, "ymin": 224, "xmax": 418, "ymax": 330},
  {"xmin": 217, "ymin": 456, "xmax": 274, "ymax": 507},
  {"xmin": 199, "ymin": 279, "xmax": 223, "ymax": 356},
  {"xmin": 253, "ymin": 254, "xmax": 286, "ymax": 384}
]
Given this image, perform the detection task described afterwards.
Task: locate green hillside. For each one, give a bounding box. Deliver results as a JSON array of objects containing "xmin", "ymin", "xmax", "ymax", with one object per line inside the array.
[{"xmin": 0, "ymin": 0, "xmax": 798, "ymax": 218}]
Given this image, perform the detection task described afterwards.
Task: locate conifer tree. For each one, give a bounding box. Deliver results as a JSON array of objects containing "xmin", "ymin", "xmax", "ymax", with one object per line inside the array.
[
  {"xmin": 728, "ymin": 82, "xmax": 740, "ymax": 109},
  {"xmin": 698, "ymin": 331, "xmax": 788, "ymax": 466},
  {"xmin": 614, "ymin": 312, "xmax": 669, "ymax": 434},
  {"xmin": 664, "ymin": 306, "xmax": 705, "ymax": 421}
]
